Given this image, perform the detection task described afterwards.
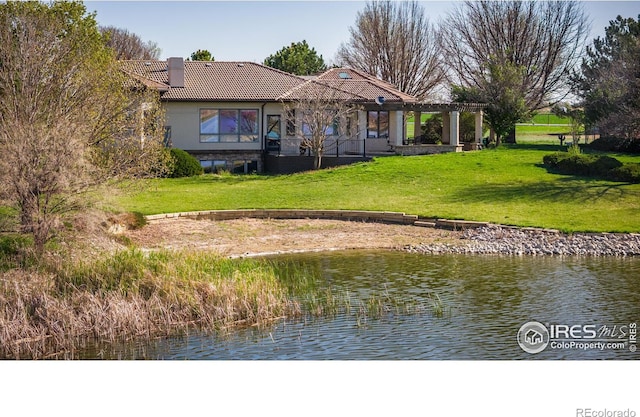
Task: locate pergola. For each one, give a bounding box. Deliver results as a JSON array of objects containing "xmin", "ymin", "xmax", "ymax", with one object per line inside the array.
[{"xmin": 363, "ymin": 102, "xmax": 488, "ymax": 150}]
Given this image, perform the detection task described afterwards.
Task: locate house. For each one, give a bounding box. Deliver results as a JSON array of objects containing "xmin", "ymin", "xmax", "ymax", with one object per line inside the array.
[{"xmin": 123, "ymin": 57, "xmax": 485, "ymax": 173}]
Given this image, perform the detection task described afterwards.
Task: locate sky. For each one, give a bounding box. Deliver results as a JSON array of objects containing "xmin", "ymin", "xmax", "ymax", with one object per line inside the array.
[{"xmin": 87, "ymin": 0, "xmax": 640, "ymax": 63}]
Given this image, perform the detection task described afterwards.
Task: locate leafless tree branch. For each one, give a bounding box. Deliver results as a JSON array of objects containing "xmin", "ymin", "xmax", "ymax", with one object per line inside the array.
[
  {"xmin": 440, "ymin": 0, "xmax": 589, "ymax": 109},
  {"xmin": 336, "ymin": 0, "xmax": 446, "ymax": 100}
]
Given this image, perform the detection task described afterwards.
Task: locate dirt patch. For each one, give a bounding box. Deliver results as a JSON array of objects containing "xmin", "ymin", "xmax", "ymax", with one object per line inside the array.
[{"xmin": 124, "ymin": 217, "xmax": 463, "ymax": 257}]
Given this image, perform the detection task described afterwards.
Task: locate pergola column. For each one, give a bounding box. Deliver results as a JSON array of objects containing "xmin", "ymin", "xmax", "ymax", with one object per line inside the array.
[
  {"xmin": 450, "ymin": 110, "xmax": 460, "ymax": 146},
  {"xmin": 475, "ymin": 110, "xmax": 484, "ymax": 144},
  {"xmin": 413, "ymin": 111, "xmax": 421, "ymax": 141},
  {"xmin": 393, "ymin": 111, "xmax": 404, "ymax": 146},
  {"xmin": 358, "ymin": 110, "xmax": 367, "ymax": 154}
]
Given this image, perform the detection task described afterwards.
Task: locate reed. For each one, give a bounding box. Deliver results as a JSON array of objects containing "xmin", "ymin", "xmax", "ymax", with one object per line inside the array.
[
  {"xmin": 270, "ymin": 260, "xmax": 449, "ymax": 325},
  {"xmin": 0, "ymin": 249, "xmax": 301, "ymax": 359}
]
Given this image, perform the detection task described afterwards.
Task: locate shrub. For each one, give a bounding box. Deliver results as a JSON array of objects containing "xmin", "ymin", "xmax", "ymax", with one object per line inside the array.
[
  {"xmin": 591, "ymin": 155, "xmax": 623, "ymax": 175},
  {"xmin": 556, "ymin": 154, "xmax": 596, "ymax": 176},
  {"xmin": 609, "ymin": 163, "xmax": 640, "ymax": 183},
  {"xmin": 420, "ymin": 114, "xmax": 443, "ymax": 144},
  {"xmin": 542, "ymin": 151, "xmax": 639, "ymax": 182},
  {"xmin": 542, "ymin": 152, "xmax": 564, "ymax": 168},
  {"xmin": 587, "ymin": 137, "xmax": 640, "ymax": 154},
  {"xmin": 168, "ymin": 148, "xmax": 203, "ymax": 178}
]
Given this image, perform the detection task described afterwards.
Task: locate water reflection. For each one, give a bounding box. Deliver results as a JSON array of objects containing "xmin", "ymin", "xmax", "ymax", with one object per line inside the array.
[{"xmin": 79, "ymin": 252, "xmax": 640, "ymax": 360}]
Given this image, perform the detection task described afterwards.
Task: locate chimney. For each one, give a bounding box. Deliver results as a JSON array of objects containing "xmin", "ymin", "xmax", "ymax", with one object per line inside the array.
[{"xmin": 167, "ymin": 57, "xmax": 184, "ymax": 88}]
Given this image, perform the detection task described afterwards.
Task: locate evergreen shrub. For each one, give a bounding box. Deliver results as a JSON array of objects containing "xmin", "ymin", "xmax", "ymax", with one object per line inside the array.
[{"xmin": 168, "ymin": 148, "xmax": 203, "ymax": 178}]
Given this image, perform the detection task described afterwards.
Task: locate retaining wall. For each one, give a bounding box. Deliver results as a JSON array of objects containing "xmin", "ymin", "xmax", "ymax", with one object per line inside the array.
[{"xmin": 145, "ymin": 209, "xmax": 526, "ymax": 231}]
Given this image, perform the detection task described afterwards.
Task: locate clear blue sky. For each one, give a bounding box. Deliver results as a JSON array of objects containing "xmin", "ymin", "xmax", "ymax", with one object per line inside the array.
[{"xmin": 87, "ymin": 1, "xmax": 640, "ymax": 63}]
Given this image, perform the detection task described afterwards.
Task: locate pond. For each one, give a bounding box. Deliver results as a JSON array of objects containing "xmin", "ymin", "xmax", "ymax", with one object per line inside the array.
[{"xmin": 80, "ymin": 251, "xmax": 640, "ymax": 360}]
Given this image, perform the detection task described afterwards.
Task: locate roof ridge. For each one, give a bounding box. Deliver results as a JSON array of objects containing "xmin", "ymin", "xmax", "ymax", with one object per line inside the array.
[
  {"xmin": 277, "ymin": 79, "xmax": 324, "ymax": 101},
  {"xmin": 120, "ymin": 66, "xmax": 169, "ymax": 91}
]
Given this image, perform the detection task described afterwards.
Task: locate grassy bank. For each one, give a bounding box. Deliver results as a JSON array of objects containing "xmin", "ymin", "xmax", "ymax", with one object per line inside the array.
[{"xmin": 114, "ymin": 146, "xmax": 640, "ymax": 233}]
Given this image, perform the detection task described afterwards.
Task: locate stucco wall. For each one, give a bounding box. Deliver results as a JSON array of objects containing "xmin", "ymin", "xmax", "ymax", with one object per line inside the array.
[{"xmin": 165, "ymin": 101, "xmax": 284, "ymax": 152}]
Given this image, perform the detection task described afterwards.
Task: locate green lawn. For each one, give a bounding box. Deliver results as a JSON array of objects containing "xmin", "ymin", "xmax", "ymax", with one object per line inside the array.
[
  {"xmin": 517, "ymin": 124, "xmax": 571, "ymax": 135},
  {"xmin": 114, "ymin": 145, "xmax": 640, "ymax": 233},
  {"xmin": 528, "ymin": 113, "xmax": 570, "ymax": 125}
]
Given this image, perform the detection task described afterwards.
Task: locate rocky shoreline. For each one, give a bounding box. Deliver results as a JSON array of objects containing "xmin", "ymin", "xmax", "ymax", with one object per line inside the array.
[{"xmin": 405, "ymin": 225, "xmax": 640, "ymax": 257}]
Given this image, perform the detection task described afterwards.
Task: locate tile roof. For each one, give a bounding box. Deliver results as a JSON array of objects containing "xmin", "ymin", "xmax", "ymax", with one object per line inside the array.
[
  {"xmin": 121, "ymin": 59, "xmax": 419, "ymax": 104},
  {"xmin": 123, "ymin": 70, "xmax": 169, "ymax": 92},
  {"xmin": 121, "ymin": 60, "xmax": 306, "ymax": 101},
  {"xmin": 278, "ymin": 79, "xmax": 369, "ymax": 102},
  {"xmin": 315, "ymin": 68, "xmax": 418, "ymax": 103}
]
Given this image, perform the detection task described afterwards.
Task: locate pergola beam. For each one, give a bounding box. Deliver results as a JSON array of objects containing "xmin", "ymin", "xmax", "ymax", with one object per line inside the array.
[{"xmin": 362, "ymin": 102, "xmax": 487, "ymax": 113}]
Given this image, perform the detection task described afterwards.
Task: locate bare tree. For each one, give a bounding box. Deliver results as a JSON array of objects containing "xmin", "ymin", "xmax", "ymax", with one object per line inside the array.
[
  {"xmin": 281, "ymin": 82, "xmax": 362, "ymax": 170},
  {"xmin": 441, "ymin": 0, "xmax": 589, "ymax": 110},
  {"xmin": 0, "ymin": 2, "xmax": 168, "ymax": 254},
  {"xmin": 336, "ymin": 0, "xmax": 445, "ymax": 99},
  {"xmin": 100, "ymin": 25, "xmax": 161, "ymax": 60}
]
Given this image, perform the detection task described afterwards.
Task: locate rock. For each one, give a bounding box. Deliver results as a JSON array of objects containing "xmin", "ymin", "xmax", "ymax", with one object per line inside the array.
[{"xmin": 409, "ymin": 225, "xmax": 640, "ymax": 257}]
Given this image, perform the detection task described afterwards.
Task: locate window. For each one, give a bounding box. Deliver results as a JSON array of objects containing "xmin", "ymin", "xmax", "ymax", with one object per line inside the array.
[
  {"xmin": 200, "ymin": 160, "xmax": 232, "ymax": 174},
  {"xmin": 266, "ymin": 115, "xmax": 281, "ymax": 139},
  {"xmin": 200, "ymin": 109, "xmax": 259, "ymax": 142},
  {"xmin": 212, "ymin": 160, "xmax": 228, "ymax": 173},
  {"xmin": 200, "ymin": 160, "xmax": 213, "ymax": 173},
  {"xmin": 367, "ymin": 111, "xmax": 389, "ymax": 138},
  {"xmin": 232, "ymin": 160, "xmax": 258, "ymax": 174}
]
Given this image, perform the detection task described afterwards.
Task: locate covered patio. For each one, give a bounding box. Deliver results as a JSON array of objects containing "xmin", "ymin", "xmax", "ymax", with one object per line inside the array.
[{"xmin": 362, "ymin": 102, "xmax": 488, "ymax": 156}]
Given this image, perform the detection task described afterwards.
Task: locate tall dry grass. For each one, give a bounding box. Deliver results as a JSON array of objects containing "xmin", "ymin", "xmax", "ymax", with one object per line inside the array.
[
  {"xmin": 0, "ymin": 249, "xmax": 301, "ymax": 359},
  {"xmin": 1, "ymin": 231, "xmax": 447, "ymax": 359}
]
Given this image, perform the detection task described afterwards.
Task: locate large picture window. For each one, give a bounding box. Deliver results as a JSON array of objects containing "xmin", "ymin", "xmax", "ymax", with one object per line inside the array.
[
  {"xmin": 200, "ymin": 109, "xmax": 259, "ymax": 142},
  {"xmin": 367, "ymin": 111, "xmax": 389, "ymax": 138}
]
